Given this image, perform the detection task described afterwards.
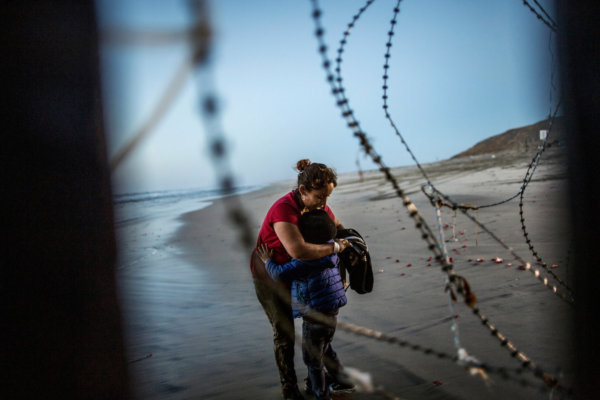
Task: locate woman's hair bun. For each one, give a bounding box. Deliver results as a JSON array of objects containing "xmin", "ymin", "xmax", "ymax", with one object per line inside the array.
[
  {"xmin": 294, "ymin": 160, "xmax": 337, "ymax": 190},
  {"xmin": 295, "ymin": 159, "xmax": 311, "ymax": 172}
]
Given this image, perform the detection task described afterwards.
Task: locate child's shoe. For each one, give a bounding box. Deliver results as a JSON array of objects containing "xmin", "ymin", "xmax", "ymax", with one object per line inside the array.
[
  {"xmin": 304, "ymin": 372, "xmax": 335, "ymax": 396},
  {"xmin": 329, "ymin": 382, "xmax": 356, "ymax": 395}
]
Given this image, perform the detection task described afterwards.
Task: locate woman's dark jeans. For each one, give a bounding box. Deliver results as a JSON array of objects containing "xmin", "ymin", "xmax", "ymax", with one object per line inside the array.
[
  {"xmin": 253, "ymin": 280, "xmax": 297, "ymax": 388},
  {"xmin": 302, "ymin": 315, "xmax": 343, "ymax": 400}
]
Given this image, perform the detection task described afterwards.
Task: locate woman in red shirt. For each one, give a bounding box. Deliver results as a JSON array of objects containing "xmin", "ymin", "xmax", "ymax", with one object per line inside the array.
[{"xmin": 251, "ymin": 159, "xmax": 351, "ymax": 400}]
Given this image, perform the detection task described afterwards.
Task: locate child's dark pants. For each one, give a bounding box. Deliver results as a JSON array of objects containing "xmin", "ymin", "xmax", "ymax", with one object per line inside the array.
[{"xmin": 302, "ymin": 314, "xmax": 343, "ymax": 400}]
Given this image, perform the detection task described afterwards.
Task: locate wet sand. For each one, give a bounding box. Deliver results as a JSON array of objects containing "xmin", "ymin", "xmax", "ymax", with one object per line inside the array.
[{"xmin": 115, "ymin": 146, "xmax": 573, "ymax": 400}]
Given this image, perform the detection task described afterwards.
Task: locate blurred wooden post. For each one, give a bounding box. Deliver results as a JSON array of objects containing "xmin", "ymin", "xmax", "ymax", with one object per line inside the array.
[
  {"xmin": 1, "ymin": 2, "xmax": 130, "ymax": 398},
  {"xmin": 557, "ymin": 0, "xmax": 600, "ymax": 397}
]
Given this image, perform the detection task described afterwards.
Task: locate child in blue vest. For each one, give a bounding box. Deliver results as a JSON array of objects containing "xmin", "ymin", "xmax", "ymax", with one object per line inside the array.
[{"xmin": 256, "ymin": 209, "xmax": 355, "ymax": 400}]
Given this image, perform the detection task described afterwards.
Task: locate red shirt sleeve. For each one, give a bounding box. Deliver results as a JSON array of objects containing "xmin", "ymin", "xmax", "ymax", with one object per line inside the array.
[
  {"xmin": 266, "ymin": 201, "xmax": 299, "ymax": 265},
  {"xmin": 251, "ymin": 192, "xmax": 301, "ymax": 282},
  {"xmin": 270, "ymin": 201, "xmax": 299, "ymax": 227}
]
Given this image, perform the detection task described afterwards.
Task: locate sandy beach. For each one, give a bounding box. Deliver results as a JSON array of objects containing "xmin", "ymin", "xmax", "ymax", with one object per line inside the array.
[{"xmin": 114, "ymin": 145, "xmax": 572, "ymax": 400}]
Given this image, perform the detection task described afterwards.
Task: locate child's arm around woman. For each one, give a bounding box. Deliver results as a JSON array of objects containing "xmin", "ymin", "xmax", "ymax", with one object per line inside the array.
[{"xmin": 256, "ymin": 243, "xmax": 316, "ymax": 283}]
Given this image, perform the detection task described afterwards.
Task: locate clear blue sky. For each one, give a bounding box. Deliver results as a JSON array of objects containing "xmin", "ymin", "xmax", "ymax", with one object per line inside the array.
[{"xmin": 97, "ymin": 0, "xmax": 558, "ymax": 194}]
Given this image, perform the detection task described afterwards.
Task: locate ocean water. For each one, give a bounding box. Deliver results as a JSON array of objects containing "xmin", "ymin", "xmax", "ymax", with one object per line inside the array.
[
  {"xmin": 113, "ymin": 185, "xmax": 265, "ymax": 270},
  {"xmin": 113, "ymin": 185, "xmax": 262, "ymax": 205},
  {"xmin": 112, "ymin": 185, "xmax": 264, "ymax": 228}
]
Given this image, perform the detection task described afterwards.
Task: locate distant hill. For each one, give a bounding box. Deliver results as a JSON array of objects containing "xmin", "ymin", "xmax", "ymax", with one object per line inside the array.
[{"xmin": 451, "ymin": 117, "xmax": 566, "ymax": 158}]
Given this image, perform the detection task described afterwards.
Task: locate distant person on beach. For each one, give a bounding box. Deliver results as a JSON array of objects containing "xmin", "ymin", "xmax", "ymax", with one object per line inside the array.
[
  {"xmin": 251, "ymin": 159, "xmax": 351, "ymax": 400},
  {"xmin": 257, "ymin": 209, "xmax": 355, "ymax": 400}
]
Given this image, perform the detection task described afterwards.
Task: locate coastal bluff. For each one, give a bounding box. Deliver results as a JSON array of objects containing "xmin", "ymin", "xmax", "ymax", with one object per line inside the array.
[{"xmin": 452, "ymin": 117, "xmax": 566, "ymax": 158}]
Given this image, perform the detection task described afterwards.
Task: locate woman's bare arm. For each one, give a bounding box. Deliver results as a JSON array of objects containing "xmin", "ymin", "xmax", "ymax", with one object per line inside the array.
[
  {"xmin": 335, "ymin": 217, "xmax": 345, "ymax": 231},
  {"xmin": 274, "ymin": 222, "xmax": 333, "ymax": 261}
]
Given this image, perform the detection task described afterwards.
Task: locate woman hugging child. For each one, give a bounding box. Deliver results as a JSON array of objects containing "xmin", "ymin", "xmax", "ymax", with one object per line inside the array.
[{"xmin": 257, "ymin": 209, "xmax": 355, "ymax": 400}]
